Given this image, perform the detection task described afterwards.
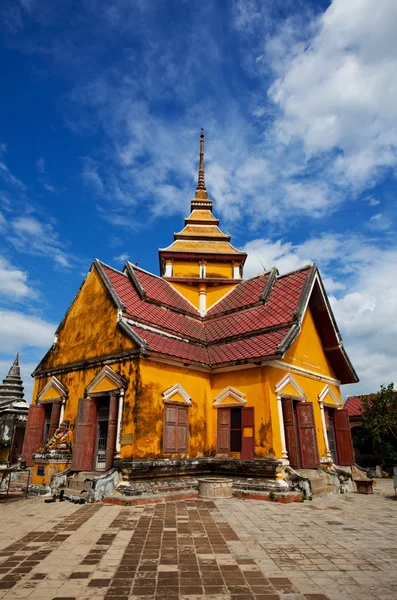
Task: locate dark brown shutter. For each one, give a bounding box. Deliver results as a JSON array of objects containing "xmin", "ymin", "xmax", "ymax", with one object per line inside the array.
[
  {"xmin": 71, "ymin": 398, "xmax": 97, "ymax": 471},
  {"xmin": 217, "ymin": 408, "xmax": 231, "ymax": 454},
  {"xmin": 177, "ymin": 406, "xmax": 189, "ymax": 453},
  {"xmin": 282, "ymin": 399, "xmax": 300, "ymax": 468},
  {"xmin": 334, "ymin": 409, "xmax": 355, "ymax": 466},
  {"xmin": 48, "ymin": 401, "xmax": 62, "ymax": 439},
  {"xmin": 106, "ymin": 394, "xmax": 119, "ymax": 470},
  {"xmin": 296, "ymin": 402, "xmax": 320, "ymax": 469},
  {"xmin": 164, "ymin": 405, "xmax": 178, "ymax": 453},
  {"xmin": 21, "ymin": 404, "xmax": 46, "ymax": 466},
  {"xmin": 241, "ymin": 407, "xmax": 254, "ymax": 460}
]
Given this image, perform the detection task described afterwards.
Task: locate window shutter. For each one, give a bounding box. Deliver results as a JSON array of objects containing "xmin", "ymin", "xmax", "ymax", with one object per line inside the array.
[
  {"xmin": 282, "ymin": 398, "xmax": 300, "ymax": 468},
  {"xmin": 177, "ymin": 406, "xmax": 189, "ymax": 453},
  {"xmin": 21, "ymin": 404, "xmax": 46, "ymax": 466},
  {"xmin": 334, "ymin": 409, "xmax": 355, "ymax": 466},
  {"xmin": 217, "ymin": 408, "xmax": 231, "ymax": 454},
  {"xmin": 71, "ymin": 398, "xmax": 97, "ymax": 471},
  {"xmin": 241, "ymin": 407, "xmax": 254, "ymax": 460},
  {"xmin": 164, "ymin": 405, "xmax": 178, "ymax": 453},
  {"xmin": 296, "ymin": 402, "xmax": 320, "ymax": 469}
]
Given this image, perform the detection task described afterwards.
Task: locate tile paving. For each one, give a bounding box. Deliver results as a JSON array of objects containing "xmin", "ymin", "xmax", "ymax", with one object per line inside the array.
[{"xmin": 0, "ymin": 479, "xmax": 396, "ymax": 599}]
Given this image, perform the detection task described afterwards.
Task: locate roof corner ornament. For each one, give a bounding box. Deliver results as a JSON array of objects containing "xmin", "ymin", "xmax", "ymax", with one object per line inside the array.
[{"xmin": 197, "ymin": 128, "xmax": 206, "ymax": 192}]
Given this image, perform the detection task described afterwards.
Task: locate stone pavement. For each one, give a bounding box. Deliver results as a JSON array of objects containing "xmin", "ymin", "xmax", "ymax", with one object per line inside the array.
[{"xmin": 0, "ymin": 479, "xmax": 396, "ymax": 600}]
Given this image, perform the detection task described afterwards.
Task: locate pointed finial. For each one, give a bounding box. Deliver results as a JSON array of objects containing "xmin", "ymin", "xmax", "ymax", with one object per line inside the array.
[
  {"xmin": 197, "ymin": 128, "xmax": 206, "ymax": 191},
  {"xmin": 14, "ymin": 353, "xmax": 19, "ymax": 366}
]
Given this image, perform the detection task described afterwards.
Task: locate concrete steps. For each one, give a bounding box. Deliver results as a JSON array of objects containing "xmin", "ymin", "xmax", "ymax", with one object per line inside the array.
[{"xmin": 296, "ymin": 469, "xmax": 337, "ymax": 498}]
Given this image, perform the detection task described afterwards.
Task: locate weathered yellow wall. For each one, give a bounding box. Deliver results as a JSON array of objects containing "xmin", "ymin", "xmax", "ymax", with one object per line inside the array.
[
  {"xmin": 124, "ymin": 359, "xmax": 213, "ymax": 459},
  {"xmin": 283, "ymin": 307, "xmax": 338, "ymax": 380},
  {"xmin": 40, "ymin": 386, "xmax": 63, "ymax": 401},
  {"xmin": 173, "ymin": 260, "xmax": 200, "ymax": 278},
  {"xmin": 39, "ymin": 267, "xmax": 135, "ymax": 370},
  {"xmin": 206, "ymin": 262, "xmax": 233, "ymax": 279}
]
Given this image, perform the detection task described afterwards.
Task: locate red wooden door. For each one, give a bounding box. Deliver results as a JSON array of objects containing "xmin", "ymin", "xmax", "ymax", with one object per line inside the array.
[
  {"xmin": 72, "ymin": 398, "xmax": 97, "ymax": 471},
  {"xmin": 217, "ymin": 408, "xmax": 231, "ymax": 454},
  {"xmin": 296, "ymin": 402, "xmax": 320, "ymax": 469},
  {"xmin": 106, "ymin": 394, "xmax": 119, "ymax": 470},
  {"xmin": 49, "ymin": 401, "xmax": 62, "ymax": 439},
  {"xmin": 21, "ymin": 404, "xmax": 46, "ymax": 466},
  {"xmin": 334, "ymin": 409, "xmax": 354, "ymax": 466},
  {"xmin": 241, "ymin": 407, "xmax": 254, "ymax": 460},
  {"xmin": 282, "ymin": 399, "xmax": 300, "ymax": 468}
]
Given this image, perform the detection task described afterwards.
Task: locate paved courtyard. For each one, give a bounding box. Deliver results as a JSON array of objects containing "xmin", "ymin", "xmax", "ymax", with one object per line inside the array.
[{"xmin": 0, "ymin": 479, "xmax": 396, "ymax": 600}]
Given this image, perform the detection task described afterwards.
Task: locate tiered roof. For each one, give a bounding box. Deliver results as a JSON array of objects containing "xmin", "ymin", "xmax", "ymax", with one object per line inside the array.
[
  {"xmin": 0, "ymin": 354, "xmax": 28, "ymax": 411},
  {"xmin": 86, "ymin": 260, "xmax": 358, "ymax": 382}
]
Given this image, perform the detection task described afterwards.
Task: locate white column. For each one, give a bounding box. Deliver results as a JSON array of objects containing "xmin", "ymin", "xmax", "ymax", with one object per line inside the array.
[
  {"xmin": 199, "ymin": 285, "xmax": 206, "ymax": 316},
  {"xmin": 233, "ymin": 263, "xmax": 241, "ymax": 279},
  {"xmin": 165, "ymin": 261, "xmax": 173, "ymax": 277},
  {"xmin": 319, "ymin": 400, "xmax": 332, "ymax": 459},
  {"xmin": 115, "ymin": 389, "xmax": 124, "ymax": 457},
  {"xmin": 59, "ymin": 400, "xmax": 65, "ymax": 425},
  {"xmin": 277, "ymin": 395, "xmax": 289, "ymax": 461}
]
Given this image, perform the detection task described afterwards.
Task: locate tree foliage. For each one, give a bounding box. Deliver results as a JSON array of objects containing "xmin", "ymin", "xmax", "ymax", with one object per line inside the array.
[{"xmin": 359, "ymin": 383, "xmax": 397, "ymax": 462}]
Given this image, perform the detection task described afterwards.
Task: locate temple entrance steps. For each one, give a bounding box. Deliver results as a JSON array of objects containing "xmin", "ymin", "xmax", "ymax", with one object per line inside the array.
[
  {"xmin": 296, "ymin": 468, "xmax": 338, "ymax": 498},
  {"xmin": 58, "ymin": 471, "xmax": 103, "ymax": 499}
]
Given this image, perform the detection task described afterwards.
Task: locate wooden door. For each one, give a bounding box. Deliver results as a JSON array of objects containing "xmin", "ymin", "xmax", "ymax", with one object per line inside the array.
[
  {"xmin": 241, "ymin": 407, "xmax": 254, "ymax": 460},
  {"xmin": 48, "ymin": 401, "xmax": 62, "ymax": 439},
  {"xmin": 21, "ymin": 404, "xmax": 46, "ymax": 466},
  {"xmin": 217, "ymin": 408, "xmax": 231, "ymax": 454},
  {"xmin": 164, "ymin": 405, "xmax": 189, "ymax": 453},
  {"xmin": 296, "ymin": 402, "xmax": 320, "ymax": 469},
  {"xmin": 72, "ymin": 397, "xmax": 97, "ymax": 471},
  {"xmin": 334, "ymin": 409, "xmax": 354, "ymax": 466},
  {"xmin": 282, "ymin": 398, "xmax": 300, "ymax": 468}
]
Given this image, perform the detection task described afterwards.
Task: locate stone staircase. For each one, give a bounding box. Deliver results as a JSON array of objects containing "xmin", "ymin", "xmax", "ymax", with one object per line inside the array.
[
  {"xmin": 297, "ymin": 468, "xmax": 338, "ymax": 498},
  {"xmin": 58, "ymin": 471, "xmax": 102, "ymax": 499}
]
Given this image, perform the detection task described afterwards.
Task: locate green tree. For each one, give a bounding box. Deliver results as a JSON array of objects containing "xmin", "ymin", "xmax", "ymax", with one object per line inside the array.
[{"xmin": 359, "ymin": 383, "xmax": 397, "ymax": 463}]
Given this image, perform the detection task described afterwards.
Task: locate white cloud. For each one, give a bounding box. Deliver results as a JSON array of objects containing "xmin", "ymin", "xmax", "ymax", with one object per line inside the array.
[
  {"xmin": 8, "ymin": 215, "xmax": 74, "ymax": 269},
  {"xmin": 113, "ymin": 253, "xmax": 129, "ymax": 263},
  {"xmin": 0, "ymin": 310, "xmax": 56, "ymax": 351},
  {"xmin": 0, "ymin": 256, "xmax": 37, "ymax": 300},
  {"xmin": 267, "ymin": 0, "xmax": 397, "ymax": 190}
]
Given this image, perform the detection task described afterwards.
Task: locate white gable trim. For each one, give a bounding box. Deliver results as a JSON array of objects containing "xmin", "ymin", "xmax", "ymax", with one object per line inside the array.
[
  {"xmin": 37, "ymin": 376, "xmax": 68, "ymax": 402},
  {"xmin": 213, "ymin": 386, "xmax": 247, "ymax": 407},
  {"xmin": 162, "ymin": 383, "xmax": 192, "ymax": 405},
  {"xmin": 86, "ymin": 365, "xmax": 127, "ymax": 394},
  {"xmin": 318, "ymin": 384, "xmax": 341, "ymax": 407},
  {"xmin": 275, "ymin": 373, "xmax": 306, "ymax": 400}
]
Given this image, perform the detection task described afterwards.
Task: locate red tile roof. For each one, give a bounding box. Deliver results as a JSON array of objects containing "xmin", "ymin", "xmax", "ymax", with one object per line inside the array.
[
  {"xmin": 96, "ymin": 260, "xmax": 355, "ymax": 380},
  {"xmin": 344, "ymin": 396, "xmax": 363, "ymax": 417}
]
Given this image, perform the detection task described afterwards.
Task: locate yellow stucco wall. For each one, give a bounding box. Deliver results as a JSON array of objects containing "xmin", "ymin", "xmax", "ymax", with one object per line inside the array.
[
  {"xmin": 39, "ymin": 267, "xmax": 135, "ymax": 370},
  {"xmin": 169, "ymin": 282, "xmax": 200, "ymax": 308},
  {"xmin": 173, "ymin": 260, "xmax": 200, "ymax": 278},
  {"xmin": 206, "ymin": 284, "xmax": 237, "ymax": 308},
  {"xmin": 283, "ymin": 307, "xmax": 338, "ymax": 380},
  {"xmin": 206, "ymin": 262, "xmax": 233, "ymax": 279}
]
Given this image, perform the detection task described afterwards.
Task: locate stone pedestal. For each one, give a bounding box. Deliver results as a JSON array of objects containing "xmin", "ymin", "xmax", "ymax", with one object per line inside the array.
[
  {"xmin": 198, "ymin": 477, "xmax": 233, "ymax": 498},
  {"xmin": 31, "ymin": 452, "xmax": 72, "ymax": 486}
]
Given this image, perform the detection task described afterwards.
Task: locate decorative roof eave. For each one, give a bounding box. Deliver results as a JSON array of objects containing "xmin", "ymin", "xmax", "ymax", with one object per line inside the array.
[
  {"xmin": 159, "ymin": 249, "xmax": 247, "ymax": 261},
  {"xmin": 260, "ymin": 267, "xmax": 279, "ymax": 302},
  {"xmin": 117, "ymin": 319, "xmax": 148, "ymax": 350},
  {"xmin": 123, "ymin": 262, "xmax": 146, "ymax": 299},
  {"xmin": 278, "ymin": 263, "xmax": 358, "ymax": 385}
]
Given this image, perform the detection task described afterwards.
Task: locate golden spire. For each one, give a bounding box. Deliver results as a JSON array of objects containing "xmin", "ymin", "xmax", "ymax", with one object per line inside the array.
[{"xmin": 197, "ymin": 128, "xmax": 206, "ymax": 191}]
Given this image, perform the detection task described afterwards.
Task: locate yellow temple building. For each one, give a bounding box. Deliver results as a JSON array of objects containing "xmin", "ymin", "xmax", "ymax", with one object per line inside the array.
[{"xmin": 22, "ymin": 131, "xmax": 358, "ymax": 499}]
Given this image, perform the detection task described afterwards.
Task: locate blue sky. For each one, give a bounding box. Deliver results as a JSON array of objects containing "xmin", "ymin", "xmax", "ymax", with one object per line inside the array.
[{"xmin": 0, "ymin": 0, "xmax": 396, "ymax": 401}]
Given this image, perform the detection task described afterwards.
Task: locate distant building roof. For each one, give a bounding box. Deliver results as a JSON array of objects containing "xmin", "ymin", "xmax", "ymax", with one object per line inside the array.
[{"xmin": 344, "ymin": 395, "xmax": 364, "ymax": 417}]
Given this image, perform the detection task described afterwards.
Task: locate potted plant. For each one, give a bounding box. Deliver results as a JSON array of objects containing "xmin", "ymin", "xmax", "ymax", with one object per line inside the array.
[{"xmin": 0, "ymin": 438, "xmax": 11, "ymax": 462}]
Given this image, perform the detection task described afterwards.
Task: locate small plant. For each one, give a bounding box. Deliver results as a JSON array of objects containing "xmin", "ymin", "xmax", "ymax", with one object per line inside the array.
[
  {"xmin": 0, "ymin": 438, "xmax": 11, "ymax": 448},
  {"xmin": 269, "ymin": 490, "xmax": 276, "ymax": 501}
]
